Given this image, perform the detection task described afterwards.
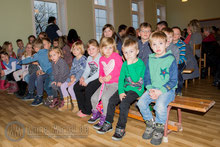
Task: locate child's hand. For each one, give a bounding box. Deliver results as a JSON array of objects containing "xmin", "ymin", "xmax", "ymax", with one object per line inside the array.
[
  {"xmin": 68, "ymin": 81, "xmax": 74, "ymax": 86},
  {"xmin": 32, "ymin": 62, "xmax": 39, "ymax": 65},
  {"xmin": 36, "ymin": 70, "xmax": 43, "ymax": 76},
  {"xmin": 104, "ymin": 75, "xmax": 112, "ymax": 82},
  {"xmin": 17, "ymin": 60, "xmax": 23, "ymax": 65},
  {"xmin": 99, "ymin": 77, "xmax": 105, "ymax": 83},
  {"xmin": 57, "ymin": 82, "xmax": 62, "ymax": 87},
  {"xmin": 119, "ymin": 93, "xmax": 126, "ymax": 101},
  {"xmin": 51, "ymin": 81, "xmax": 56, "ymax": 86},
  {"xmin": 149, "ymin": 89, "xmax": 156, "ymax": 99},
  {"xmin": 81, "ymin": 81, "xmax": 87, "ymax": 87},
  {"xmin": 154, "ymin": 89, "xmax": 162, "ymax": 99},
  {"xmin": 79, "ymin": 77, "xmax": 84, "ymax": 85},
  {"xmin": 150, "ymin": 89, "xmax": 162, "ymax": 100},
  {"xmin": 70, "ymin": 75, "xmax": 76, "ymax": 82}
]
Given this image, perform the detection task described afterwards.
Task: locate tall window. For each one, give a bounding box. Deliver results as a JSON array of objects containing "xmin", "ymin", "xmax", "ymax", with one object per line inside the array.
[
  {"xmin": 156, "ymin": 5, "xmax": 166, "ymax": 23},
  {"xmin": 131, "ymin": 2, "xmax": 139, "ymax": 29},
  {"xmin": 34, "ymin": 0, "xmax": 58, "ymax": 35},
  {"xmin": 94, "ymin": 0, "xmax": 107, "ymax": 41},
  {"xmin": 157, "ymin": 6, "xmax": 161, "ymax": 23},
  {"xmin": 94, "ymin": 0, "xmax": 113, "ymax": 41},
  {"xmin": 32, "ymin": 0, "xmax": 67, "ymax": 36},
  {"xmin": 131, "ymin": 0, "xmax": 144, "ymax": 29}
]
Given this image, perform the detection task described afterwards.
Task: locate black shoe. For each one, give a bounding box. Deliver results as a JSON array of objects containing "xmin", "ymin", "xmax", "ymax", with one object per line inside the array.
[
  {"xmin": 142, "ymin": 119, "xmax": 155, "ymax": 140},
  {"xmin": 112, "ymin": 127, "xmax": 125, "ymax": 141},
  {"xmin": 150, "ymin": 123, "xmax": 164, "ymax": 145},
  {"xmin": 93, "ymin": 122, "xmax": 102, "ymax": 130},
  {"xmin": 96, "ymin": 121, "xmax": 112, "ymax": 134},
  {"xmin": 31, "ymin": 96, "xmax": 43, "ymax": 106},
  {"xmin": 14, "ymin": 92, "xmax": 23, "ymax": 99},
  {"xmin": 22, "ymin": 93, "xmax": 35, "ymax": 101}
]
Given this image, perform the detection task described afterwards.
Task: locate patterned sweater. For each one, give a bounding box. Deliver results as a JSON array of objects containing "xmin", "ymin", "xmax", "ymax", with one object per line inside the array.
[
  {"xmin": 99, "ymin": 52, "xmax": 123, "ymax": 84},
  {"xmin": 52, "ymin": 58, "xmax": 70, "ymax": 83},
  {"xmin": 82, "ymin": 53, "xmax": 101, "ymax": 84},
  {"xmin": 66, "ymin": 55, "xmax": 87, "ymax": 82},
  {"xmin": 118, "ymin": 58, "xmax": 146, "ymax": 96},
  {"xmin": 175, "ymin": 39, "xmax": 187, "ymax": 64}
]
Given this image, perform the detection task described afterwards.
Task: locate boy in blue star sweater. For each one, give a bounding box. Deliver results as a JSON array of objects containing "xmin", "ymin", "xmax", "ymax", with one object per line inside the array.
[{"xmin": 137, "ymin": 31, "xmax": 178, "ymax": 145}]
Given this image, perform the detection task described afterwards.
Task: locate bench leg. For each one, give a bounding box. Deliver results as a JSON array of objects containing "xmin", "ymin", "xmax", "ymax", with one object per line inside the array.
[
  {"xmin": 185, "ymin": 80, "xmax": 188, "ymax": 88},
  {"xmin": 163, "ymin": 105, "xmax": 172, "ymax": 143},
  {"xmin": 178, "ymin": 108, "xmax": 183, "ymax": 131},
  {"xmin": 208, "ymin": 67, "xmax": 211, "ymax": 77}
]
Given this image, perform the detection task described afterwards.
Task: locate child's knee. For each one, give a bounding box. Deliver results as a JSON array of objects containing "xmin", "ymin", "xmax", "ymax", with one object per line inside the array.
[
  {"xmin": 137, "ymin": 96, "xmax": 148, "ymax": 108},
  {"xmin": 136, "ymin": 100, "xmax": 143, "ymax": 108},
  {"xmin": 119, "ymin": 101, "xmax": 130, "ymax": 110},
  {"xmin": 37, "ymin": 75, "xmax": 44, "ymax": 82},
  {"xmin": 67, "ymin": 86, "xmax": 72, "ymax": 92},
  {"xmin": 154, "ymin": 103, "xmax": 166, "ymax": 113}
]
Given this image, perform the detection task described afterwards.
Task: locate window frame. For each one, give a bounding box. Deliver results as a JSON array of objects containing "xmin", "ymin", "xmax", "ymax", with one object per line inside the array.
[
  {"xmin": 31, "ymin": 0, "xmax": 67, "ymax": 36},
  {"xmin": 131, "ymin": 0, "xmax": 144, "ymax": 29},
  {"xmin": 156, "ymin": 4, "xmax": 166, "ymax": 23},
  {"xmin": 131, "ymin": 1, "xmax": 139, "ymax": 29},
  {"xmin": 93, "ymin": 0, "xmax": 114, "ymax": 41}
]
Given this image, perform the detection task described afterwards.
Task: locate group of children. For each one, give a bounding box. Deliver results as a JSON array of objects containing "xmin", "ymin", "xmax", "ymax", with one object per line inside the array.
[{"xmin": 0, "ymin": 21, "xmax": 186, "ymax": 145}]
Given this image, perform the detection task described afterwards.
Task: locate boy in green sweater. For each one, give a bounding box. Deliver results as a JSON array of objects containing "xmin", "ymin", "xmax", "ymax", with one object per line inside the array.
[
  {"xmin": 137, "ymin": 31, "xmax": 178, "ymax": 145},
  {"xmin": 97, "ymin": 38, "xmax": 146, "ymax": 141}
]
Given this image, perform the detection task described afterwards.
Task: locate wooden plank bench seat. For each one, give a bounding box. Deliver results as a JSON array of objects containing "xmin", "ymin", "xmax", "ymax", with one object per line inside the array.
[
  {"xmin": 182, "ymin": 69, "xmax": 194, "ymax": 88},
  {"xmin": 115, "ymin": 96, "xmax": 215, "ymax": 142}
]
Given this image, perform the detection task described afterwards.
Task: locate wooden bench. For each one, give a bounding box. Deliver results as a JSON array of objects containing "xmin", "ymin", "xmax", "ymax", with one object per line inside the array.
[
  {"xmin": 182, "ymin": 69, "xmax": 194, "ymax": 88},
  {"xmin": 115, "ymin": 96, "xmax": 215, "ymax": 142}
]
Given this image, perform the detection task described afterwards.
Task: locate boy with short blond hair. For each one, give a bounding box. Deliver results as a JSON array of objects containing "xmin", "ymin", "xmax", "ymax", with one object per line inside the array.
[
  {"xmin": 138, "ymin": 22, "xmax": 153, "ymax": 65},
  {"xmin": 137, "ymin": 31, "xmax": 178, "ymax": 145}
]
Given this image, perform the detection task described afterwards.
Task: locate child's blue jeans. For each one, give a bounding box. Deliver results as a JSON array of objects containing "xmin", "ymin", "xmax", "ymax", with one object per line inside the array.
[
  {"xmin": 137, "ymin": 89, "xmax": 175, "ymax": 124},
  {"xmin": 28, "ymin": 72, "xmax": 53, "ymax": 97}
]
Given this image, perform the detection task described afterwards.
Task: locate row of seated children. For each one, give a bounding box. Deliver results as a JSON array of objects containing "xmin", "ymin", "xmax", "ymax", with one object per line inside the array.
[
  {"xmin": 0, "ymin": 21, "xmax": 182, "ymax": 145},
  {"xmin": 86, "ymin": 31, "xmax": 177, "ymax": 145}
]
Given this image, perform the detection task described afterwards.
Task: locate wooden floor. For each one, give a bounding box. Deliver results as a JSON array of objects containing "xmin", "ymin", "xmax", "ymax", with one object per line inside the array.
[{"xmin": 0, "ymin": 77, "xmax": 219, "ymax": 147}]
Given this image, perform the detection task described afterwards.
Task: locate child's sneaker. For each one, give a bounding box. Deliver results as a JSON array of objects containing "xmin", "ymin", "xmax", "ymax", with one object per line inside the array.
[
  {"xmin": 88, "ymin": 110, "xmax": 101, "ymax": 124},
  {"xmin": 150, "ymin": 123, "xmax": 164, "ymax": 145},
  {"xmin": 22, "ymin": 93, "xmax": 35, "ymax": 101},
  {"xmin": 142, "ymin": 119, "xmax": 155, "ymax": 140},
  {"xmin": 7, "ymin": 89, "xmax": 15, "ymax": 95},
  {"xmin": 112, "ymin": 127, "xmax": 126, "ymax": 141},
  {"xmin": 93, "ymin": 115, "xmax": 105, "ymax": 130},
  {"xmin": 49, "ymin": 98, "xmax": 59, "ymax": 108},
  {"xmin": 31, "ymin": 96, "xmax": 43, "ymax": 106},
  {"xmin": 43, "ymin": 96, "xmax": 53, "ymax": 106},
  {"xmin": 97, "ymin": 121, "xmax": 113, "ymax": 134},
  {"xmin": 58, "ymin": 100, "xmax": 65, "ymax": 111}
]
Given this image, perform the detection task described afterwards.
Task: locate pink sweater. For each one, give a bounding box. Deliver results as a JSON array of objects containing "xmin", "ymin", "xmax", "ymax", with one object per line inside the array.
[{"xmin": 99, "ymin": 52, "xmax": 123, "ymax": 84}]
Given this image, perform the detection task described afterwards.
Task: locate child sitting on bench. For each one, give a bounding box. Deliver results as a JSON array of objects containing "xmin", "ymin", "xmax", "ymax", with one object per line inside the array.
[
  {"xmin": 137, "ymin": 31, "xmax": 178, "ymax": 145},
  {"xmin": 97, "ymin": 38, "xmax": 146, "ymax": 141}
]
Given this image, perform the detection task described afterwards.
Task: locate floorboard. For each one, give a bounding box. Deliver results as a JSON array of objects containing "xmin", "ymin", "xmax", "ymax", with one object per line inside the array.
[{"xmin": 0, "ymin": 77, "xmax": 219, "ymax": 146}]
